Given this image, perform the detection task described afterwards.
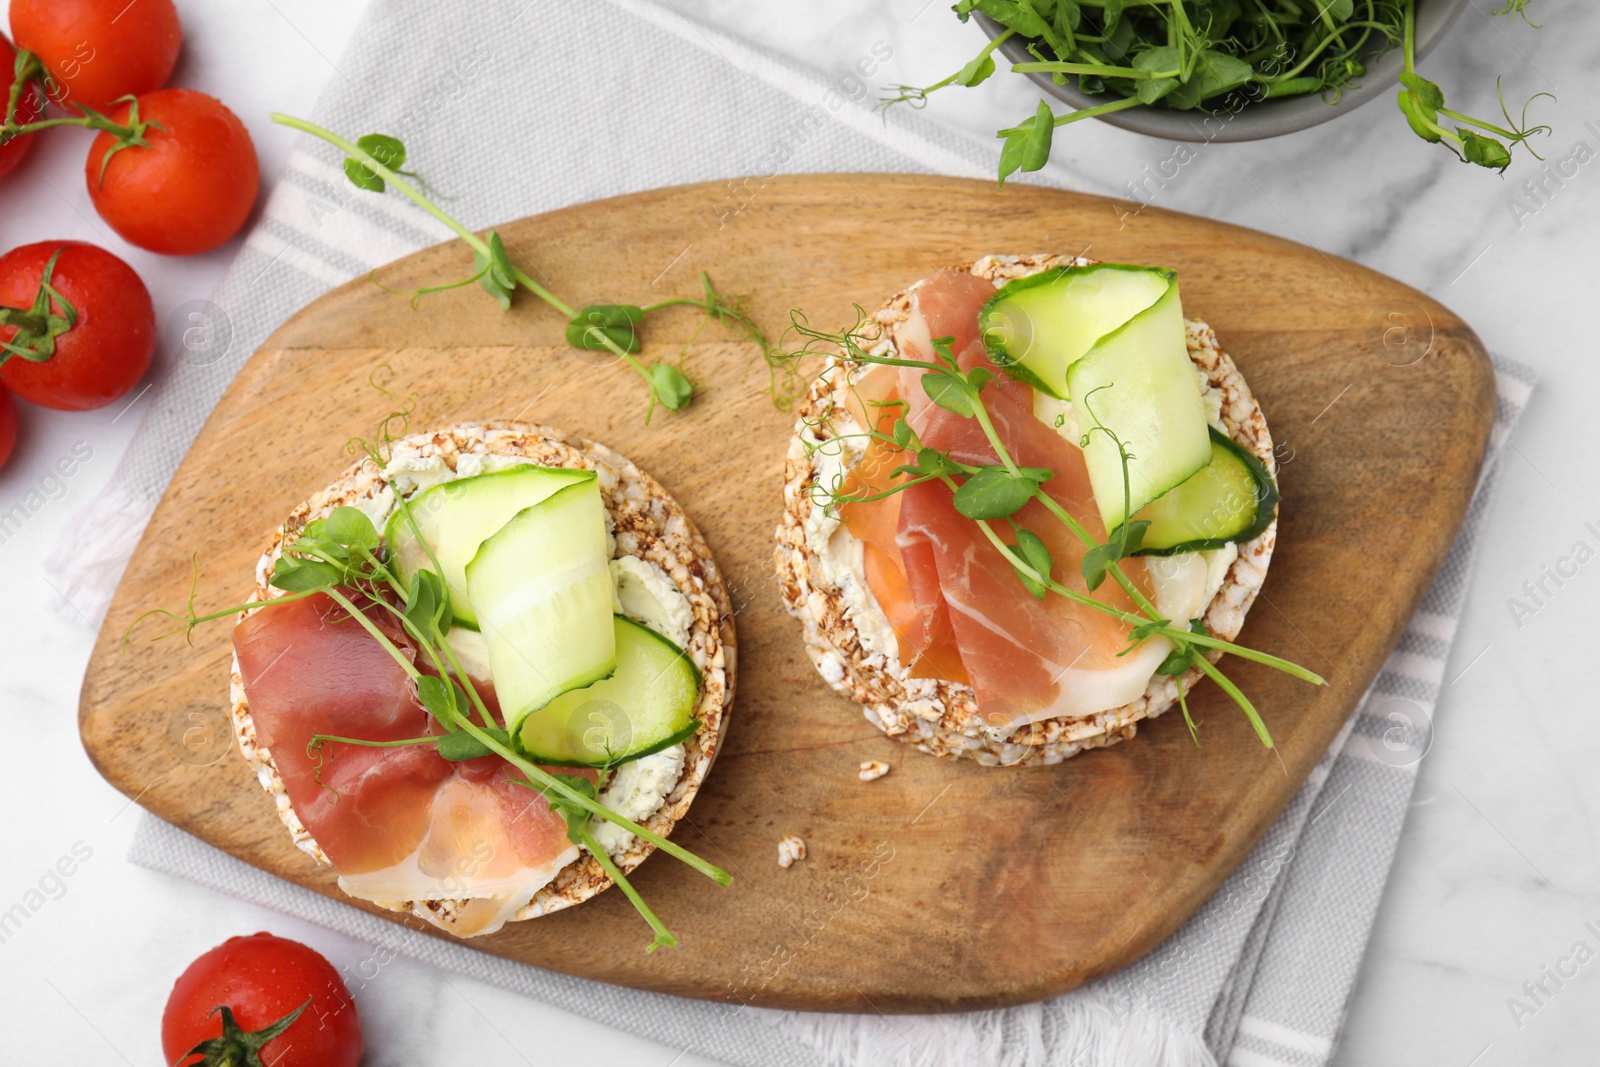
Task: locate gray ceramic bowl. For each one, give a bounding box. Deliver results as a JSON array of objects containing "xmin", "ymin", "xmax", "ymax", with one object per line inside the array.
[{"xmin": 980, "ymin": 0, "xmax": 1468, "ymax": 142}]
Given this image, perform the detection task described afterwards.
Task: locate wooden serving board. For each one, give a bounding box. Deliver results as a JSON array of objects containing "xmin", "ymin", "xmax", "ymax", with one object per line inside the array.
[{"xmin": 80, "ymin": 175, "xmax": 1494, "ymax": 1013}]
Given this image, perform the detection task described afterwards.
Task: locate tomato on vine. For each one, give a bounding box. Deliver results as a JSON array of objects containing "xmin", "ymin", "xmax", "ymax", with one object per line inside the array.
[
  {"xmin": 162, "ymin": 933, "xmax": 363, "ymax": 1067},
  {"xmin": 86, "ymin": 89, "xmax": 260, "ymax": 255},
  {"xmin": 9, "ymin": 0, "xmax": 183, "ymax": 113},
  {"xmin": 0, "ymin": 241, "xmax": 154, "ymax": 410}
]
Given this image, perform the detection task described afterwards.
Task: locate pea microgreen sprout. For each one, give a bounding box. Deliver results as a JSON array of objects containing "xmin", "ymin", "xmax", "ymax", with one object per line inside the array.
[
  {"xmin": 130, "ymin": 400, "xmax": 731, "ymax": 950},
  {"xmin": 1393, "ymin": 3, "xmax": 1552, "ymax": 172},
  {"xmin": 641, "ymin": 269, "xmax": 801, "ymax": 408},
  {"xmin": 880, "ymin": 26, "xmax": 1018, "ymax": 108},
  {"xmin": 269, "ymin": 114, "xmax": 776, "ymax": 423},
  {"xmin": 780, "ymin": 312, "xmax": 1324, "ymax": 749},
  {"xmin": 881, "ymin": 0, "xmax": 1551, "ymax": 182}
]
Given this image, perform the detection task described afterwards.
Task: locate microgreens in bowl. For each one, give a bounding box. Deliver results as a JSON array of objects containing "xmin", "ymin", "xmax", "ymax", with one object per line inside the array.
[{"xmin": 886, "ymin": 0, "xmax": 1552, "ymax": 182}]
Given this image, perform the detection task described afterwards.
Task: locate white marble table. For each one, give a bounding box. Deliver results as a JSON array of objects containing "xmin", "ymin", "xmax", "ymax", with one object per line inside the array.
[{"xmin": 2, "ymin": 1, "xmax": 1594, "ymax": 1063}]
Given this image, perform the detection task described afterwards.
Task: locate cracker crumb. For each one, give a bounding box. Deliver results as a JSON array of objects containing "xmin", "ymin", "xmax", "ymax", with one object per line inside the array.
[
  {"xmin": 777, "ymin": 834, "xmax": 807, "ymax": 869},
  {"xmin": 858, "ymin": 760, "xmax": 890, "ymax": 782}
]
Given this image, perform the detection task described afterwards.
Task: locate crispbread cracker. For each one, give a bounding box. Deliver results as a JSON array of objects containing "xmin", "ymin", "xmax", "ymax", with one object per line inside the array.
[
  {"xmin": 229, "ymin": 422, "xmax": 733, "ymax": 929},
  {"xmin": 775, "ymin": 255, "xmax": 1274, "ymax": 766}
]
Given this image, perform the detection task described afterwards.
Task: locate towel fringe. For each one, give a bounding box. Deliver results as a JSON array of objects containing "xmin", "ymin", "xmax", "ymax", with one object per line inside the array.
[
  {"xmin": 769, "ymin": 998, "xmax": 1217, "ymax": 1067},
  {"xmin": 43, "ymin": 483, "xmax": 154, "ymax": 626}
]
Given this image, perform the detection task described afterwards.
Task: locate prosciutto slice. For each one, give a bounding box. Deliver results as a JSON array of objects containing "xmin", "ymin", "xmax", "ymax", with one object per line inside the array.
[
  {"xmin": 840, "ymin": 269, "xmax": 1165, "ymax": 729},
  {"xmin": 233, "ymin": 592, "xmax": 593, "ymax": 937}
]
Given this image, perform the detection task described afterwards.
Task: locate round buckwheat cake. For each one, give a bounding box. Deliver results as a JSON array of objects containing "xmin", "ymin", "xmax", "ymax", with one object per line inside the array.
[
  {"xmin": 230, "ymin": 421, "xmax": 734, "ymax": 932},
  {"xmin": 774, "ymin": 255, "xmax": 1276, "ymax": 767}
]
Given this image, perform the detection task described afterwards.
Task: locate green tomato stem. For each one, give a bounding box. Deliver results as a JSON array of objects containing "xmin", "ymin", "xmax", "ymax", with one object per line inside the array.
[
  {"xmin": 3, "ymin": 50, "xmax": 38, "ymax": 130},
  {"xmin": 1, "ymin": 113, "xmax": 139, "ymax": 141},
  {"xmin": 0, "ymin": 308, "xmax": 46, "ymax": 338},
  {"xmin": 2, "ymin": 53, "xmax": 144, "ymax": 145}
]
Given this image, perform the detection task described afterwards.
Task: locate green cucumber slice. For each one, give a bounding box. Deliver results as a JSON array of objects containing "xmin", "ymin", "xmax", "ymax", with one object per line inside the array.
[
  {"xmin": 518, "ymin": 615, "xmax": 701, "ymax": 768},
  {"xmin": 385, "ymin": 464, "xmax": 589, "ymax": 628},
  {"xmin": 979, "ymin": 263, "xmax": 1173, "ymax": 399},
  {"xmin": 465, "ymin": 476, "xmax": 615, "ymax": 735},
  {"xmin": 1134, "ymin": 429, "xmax": 1279, "ymax": 555},
  {"xmin": 1065, "ymin": 278, "xmax": 1212, "ymax": 532}
]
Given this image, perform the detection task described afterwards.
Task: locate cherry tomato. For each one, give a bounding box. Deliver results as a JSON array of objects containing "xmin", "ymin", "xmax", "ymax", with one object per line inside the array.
[
  {"xmin": 0, "ymin": 385, "xmax": 17, "ymax": 470},
  {"xmin": 0, "ymin": 31, "xmax": 45, "ymax": 178},
  {"xmin": 0, "ymin": 241, "xmax": 154, "ymax": 410},
  {"xmin": 9, "ymin": 0, "xmax": 182, "ymax": 114},
  {"xmin": 162, "ymin": 933, "xmax": 363, "ymax": 1067},
  {"xmin": 85, "ymin": 89, "xmax": 259, "ymax": 255}
]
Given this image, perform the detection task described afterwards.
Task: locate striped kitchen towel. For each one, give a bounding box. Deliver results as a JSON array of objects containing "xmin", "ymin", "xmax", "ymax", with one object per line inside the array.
[{"xmin": 84, "ymin": 0, "xmax": 1535, "ymax": 1064}]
